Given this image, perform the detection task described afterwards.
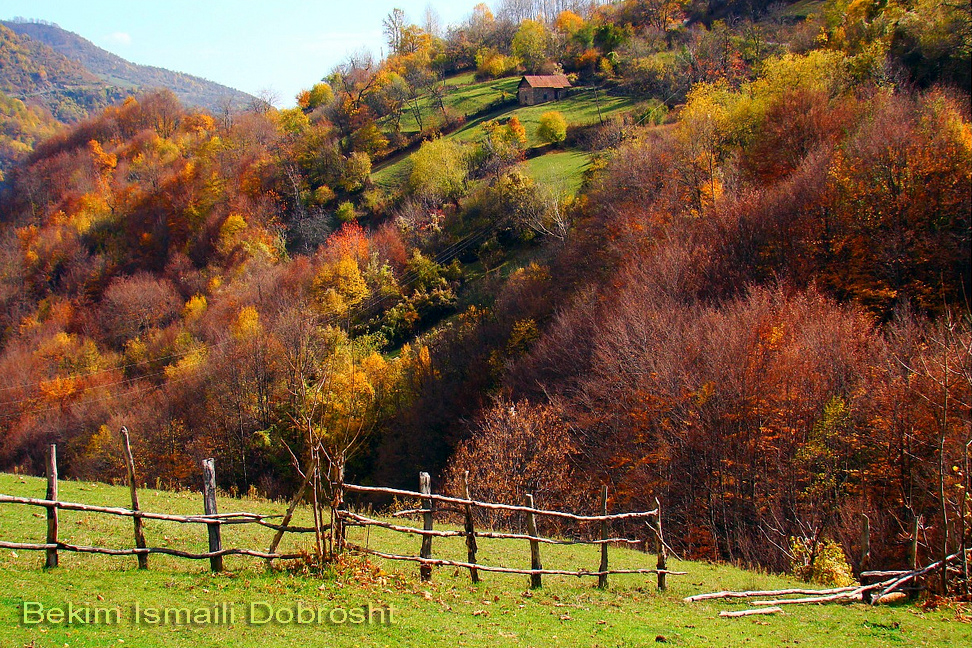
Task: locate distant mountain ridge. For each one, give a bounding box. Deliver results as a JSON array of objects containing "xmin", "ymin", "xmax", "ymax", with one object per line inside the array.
[{"xmin": 2, "ymin": 19, "xmax": 254, "ymax": 113}]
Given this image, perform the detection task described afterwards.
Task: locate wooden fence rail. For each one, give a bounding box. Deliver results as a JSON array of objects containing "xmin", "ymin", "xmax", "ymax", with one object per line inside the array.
[
  {"xmin": 0, "ymin": 540, "xmax": 302, "ymax": 560},
  {"xmin": 339, "ymin": 473, "xmax": 682, "ymax": 589},
  {"xmin": 347, "ymin": 544, "xmax": 687, "ymax": 578},
  {"xmin": 1, "ymin": 439, "xmax": 683, "ymax": 591},
  {"xmin": 0, "ymin": 494, "xmax": 317, "ymax": 532},
  {"xmin": 341, "ymin": 483, "xmax": 659, "ymax": 523},
  {"xmin": 0, "ymin": 441, "xmax": 323, "ymax": 572}
]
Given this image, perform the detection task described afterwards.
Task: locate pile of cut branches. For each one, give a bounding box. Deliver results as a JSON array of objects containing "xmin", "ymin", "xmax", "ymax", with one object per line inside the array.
[{"xmin": 686, "ymin": 549, "xmax": 969, "ymax": 618}]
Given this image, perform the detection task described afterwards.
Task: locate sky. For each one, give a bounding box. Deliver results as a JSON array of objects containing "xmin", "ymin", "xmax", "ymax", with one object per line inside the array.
[{"xmin": 0, "ymin": 0, "xmax": 485, "ymax": 106}]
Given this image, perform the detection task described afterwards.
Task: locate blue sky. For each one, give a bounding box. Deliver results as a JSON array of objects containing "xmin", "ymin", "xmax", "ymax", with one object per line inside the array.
[{"xmin": 0, "ymin": 0, "xmax": 484, "ymax": 106}]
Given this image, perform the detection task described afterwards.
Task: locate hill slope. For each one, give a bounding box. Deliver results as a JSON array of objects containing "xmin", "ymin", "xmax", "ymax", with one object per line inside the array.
[
  {"xmin": 0, "ymin": 473, "xmax": 967, "ymax": 647},
  {"xmin": 0, "ymin": 23, "xmax": 129, "ymax": 123},
  {"xmin": 2, "ymin": 19, "xmax": 254, "ymax": 113}
]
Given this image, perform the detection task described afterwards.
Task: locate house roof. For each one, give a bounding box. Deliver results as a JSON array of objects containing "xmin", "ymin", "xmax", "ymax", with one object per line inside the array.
[{"xmin": 519, "ymin": 74, "xmax": 571, "ymax": 89}]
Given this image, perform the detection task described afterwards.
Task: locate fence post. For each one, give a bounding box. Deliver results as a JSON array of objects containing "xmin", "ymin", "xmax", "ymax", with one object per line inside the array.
[
  {"xmin": 333, "ymin": 459, "xmax": 346, "ymax": 555},
  {"xmin": 598, "ymin": 484, "xmax": 609, "ymax": 589},
  {"xmin": 419, "ymin": 472, "xmax": 433, "ymax": 582},
  {"xmin": 525, "ymin": 493, "xmax": 542, "ymax": 588},
  {"xmin": 45, "ymin": 444, "xmax": 58, "ymax": 569},
  {"xmin": 654, "ymin": 497, "xmax": 667, "ymax": 591},
  {"xmin": 910, "ymin": 514, "xmax": 920, "ymax": 571},
  {"xmin": 860, "ymin": 513, "xmax": 870, "ymax": 575},
  {"xmin": 121, "ymin": 427, "xmax": 148, "ymax": 569},
  {"xmin": 201, "ymin": 458, "xmax": 223, "ymax": 572},
  {"xmin": 463, "ymin": 470, "xmax": 480, "ymax": 583}
]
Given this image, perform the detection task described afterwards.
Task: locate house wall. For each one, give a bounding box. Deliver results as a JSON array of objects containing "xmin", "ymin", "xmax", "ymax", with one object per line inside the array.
[{"xmin": 517, "ymin": 86, "xmax": 568, "ymax": 106}]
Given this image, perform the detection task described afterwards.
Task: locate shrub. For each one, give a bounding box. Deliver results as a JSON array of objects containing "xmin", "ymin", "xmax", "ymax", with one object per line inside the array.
[
  {"xmin": 789, "ymin": 536, "xmax": 855, "ymax": 587},
  {"xmin": 537, "ymin": 111, "xmax": 567, "ymax": 144},
  {"xmin": 335, "ymin": 201, "xmax": 357, "ymax": 222}
]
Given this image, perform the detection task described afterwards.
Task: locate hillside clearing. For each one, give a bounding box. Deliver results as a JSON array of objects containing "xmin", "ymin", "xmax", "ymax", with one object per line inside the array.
[{"xmin": 0, "ymin": 474, "xmax": 966, "ymax": 647}]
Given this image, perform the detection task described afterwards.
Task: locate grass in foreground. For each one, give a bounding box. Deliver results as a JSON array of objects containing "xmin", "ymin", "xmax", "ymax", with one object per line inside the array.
[{"xmin": 0, "ymin": 473, "xmax": 967, "ymax": 647}]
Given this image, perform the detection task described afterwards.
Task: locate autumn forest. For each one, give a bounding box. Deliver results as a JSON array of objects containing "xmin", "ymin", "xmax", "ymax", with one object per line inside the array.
[{"xmin": 0, "ymin": 0, "xmax": 969, "ymax": 589}]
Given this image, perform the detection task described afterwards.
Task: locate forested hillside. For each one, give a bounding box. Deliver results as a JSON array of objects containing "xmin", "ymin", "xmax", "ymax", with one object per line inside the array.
[
  {"xmin": 0, "ymin": 0, "xmax": 968, "ymax": 587},
  {"xmin": 3, "ymin": 20, "xmax": 255, "ymax": 113},
  {"xmin": 0, "ymin": 19, "xmax": 254, "ymax": 177}
]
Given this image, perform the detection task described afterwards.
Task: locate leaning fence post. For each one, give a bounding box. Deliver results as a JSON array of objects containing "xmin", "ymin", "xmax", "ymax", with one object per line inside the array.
[
  {"xmin": 654, "ymin": 497, "xmax": 667, "ymax": 591},
  {"xmin": 419, "ymin": 472, "xmax": 433, "ymax": 582},
  {"xmin": 463, "ymin": 470, "xmax": 480, "ymax": 583},
  {"xmin": 121, "ymin": 427, "xmax": 148, "ymax": 569},
  {"xmin": 598, "ymin": 484, "xmax": 609, "ymax": 589},
  {"xmin": 525, "ymin": 493, "xmax": 542, "ymax": 588},
  {"xmin": 201, "ymin": 458, "xmax": 223, "ymax": 572},
  {"xmin": 45, "ymin": 444, "xmax": 58, "ymax": 569}
]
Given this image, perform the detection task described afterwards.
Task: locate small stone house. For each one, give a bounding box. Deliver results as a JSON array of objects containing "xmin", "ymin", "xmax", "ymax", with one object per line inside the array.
[{"xmin": 517, "ymin": 75, "xmax": 571, "ymax": 106}]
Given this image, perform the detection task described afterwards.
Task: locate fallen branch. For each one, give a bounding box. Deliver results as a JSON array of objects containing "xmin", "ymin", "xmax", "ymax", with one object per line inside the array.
[
  {"xmin": 685, "ymin": 585, "xmax": 859, "ymax": 602},
  {"xmin": 720, "ymin": 607, "xmax": 783, "ymax": 617},
  {"xmin": 871, "ymin": 549, "xmax": 967, "ymax": 605}
]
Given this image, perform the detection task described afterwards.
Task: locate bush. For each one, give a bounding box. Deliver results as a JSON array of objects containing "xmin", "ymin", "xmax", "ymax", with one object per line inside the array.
[
  {"xmin": 789, "ymin": 536, "xmax": 855, "ymax": 587},
  {"xmin": 537, "ymin": 111, "xmax": 567, "ymax": 144},
  {"xmin": 335, "ymin": 201, "xmax": 357, "ymax": 222}
]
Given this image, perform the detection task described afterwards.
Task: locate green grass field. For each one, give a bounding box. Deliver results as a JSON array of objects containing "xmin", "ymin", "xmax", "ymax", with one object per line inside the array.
[
  {"xmin": 447, "ymin": 88, "xmax": 635, "ymax": 148},
  {"xmin": 371, "ymin": 72, "xmax": 634, "ymax": 194},
  {"xmin": 524, "ymin": 150, "xmax": 591, "ymax": 196},
  {"xmin": 395, "ymin": 75, "xmax": 520, "ymax": 134},
  {"xmin": 0, "ymin": 474, "xmax": 967, "ymax": 647}
]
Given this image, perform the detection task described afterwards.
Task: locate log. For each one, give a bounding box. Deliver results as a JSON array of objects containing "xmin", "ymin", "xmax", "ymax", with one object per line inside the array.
[
  {"xmin": 874, "ymin": 592, "xmax": 907, "ymax": 605},
  {"xmin": 598, "ymin": 485, "xmax": 609, "ymax": 589},
  {"xmin": 463, "ymin": 471, "xmax": 479, "ymax": 584},
  {"xmin": 346, "ymin": 544, "xmax": 686, "ymax": 577},
  {"xmin": 525, "ymin": 493, "xmax": 542, "ymax": 589},
  {"xmin": 121, "ymin": 427, "xmax": 148, "ymax": 570},
  {"xmin": 720, "ymin": 607, "xmax": 783, "ymax": 618},
  {"xmin": 752, "ymin": 592, "xmax": 865, "ymax": 606},
  {"xmin": 45, "ymin": 444, "xmax": 58, "ymax": 569},
  {"xmin": 861, "ymin": 570, "xmax": 909, "ymax": 579},
  {"xmin": 685, "ymin": 585, "xmax": 859, "ymax": 602},
  {"xmin": 342, "ymin": 483, "xmax": 658, "ymax": 523},
  {"xmin": 871, "ymin": 549, "xmax": 966, "ymax": 605},
  {"xmin": 201, "ymin": 458, "xmax": 223, "ymax": 572},
  {"xmin": 419, "ymin": 472, "xmax": 433, "ymax": 582}
]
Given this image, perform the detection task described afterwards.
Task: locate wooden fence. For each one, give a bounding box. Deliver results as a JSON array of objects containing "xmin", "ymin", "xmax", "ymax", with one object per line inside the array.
[
  {"xmin": 335, "ymin": 471, "xmax": 685, "ymax": 590},
  {"xmin": 0, "ymin": 437, "xmax": 685, "ymax": 590},
  {"xmin": 0, "ymin": 439, "xmax": 319, "ymax": 571}
]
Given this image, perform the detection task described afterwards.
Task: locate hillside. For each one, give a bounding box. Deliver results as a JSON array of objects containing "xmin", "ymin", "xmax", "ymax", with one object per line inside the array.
[
  {"xmin": 0, "ymin": 473, "xmax": 967, "ymax": 647},
  {"xmin": 3, "ymin": 20, "xmax": 254, "ymax": 113},
  {"xmin": 0, "ymin": 23, "xmax": 129, "ymax": 122},
  {"xmin": 371, "ymin": 74, "xmax": 633, "ymax": 193},
  {"xmin": 0, "ymin": 0, "xmax": 968, "ymax": 612}
]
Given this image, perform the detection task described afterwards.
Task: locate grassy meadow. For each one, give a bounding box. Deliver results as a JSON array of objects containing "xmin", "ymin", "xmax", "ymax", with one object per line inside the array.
[{"xmin": 0, "ymin": 473, "xmax": 967, "ymax": 647}]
